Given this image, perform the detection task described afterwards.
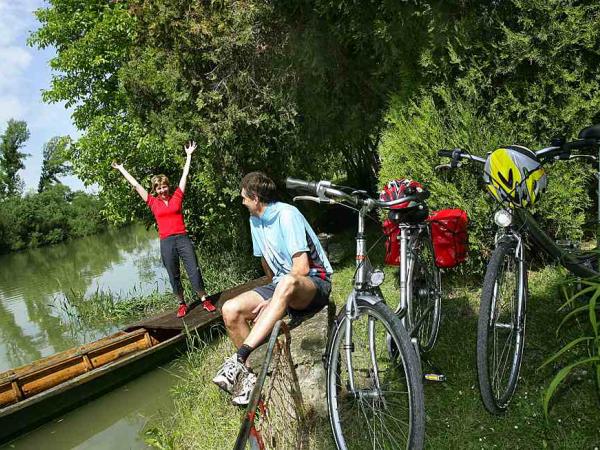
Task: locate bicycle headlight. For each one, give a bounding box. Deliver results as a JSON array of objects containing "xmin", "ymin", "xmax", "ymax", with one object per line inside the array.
[
  {"xmin": 369, "ymin": 269, "xmax": 385, "ymax": 287},
  {"xmin": 494, "ymin": 209, "xmax": 512, "ymax": 227}
]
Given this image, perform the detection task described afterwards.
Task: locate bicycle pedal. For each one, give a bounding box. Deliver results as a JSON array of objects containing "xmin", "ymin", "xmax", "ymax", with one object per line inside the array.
[{"xmin": 424, "ymin": 373, "xmax": 446, "ymax": 382}]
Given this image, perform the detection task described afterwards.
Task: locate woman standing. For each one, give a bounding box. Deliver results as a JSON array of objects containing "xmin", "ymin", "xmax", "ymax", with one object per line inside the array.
[{"xmin": 111, "ymin": 141, "xmax": 215, "ymax": 317}]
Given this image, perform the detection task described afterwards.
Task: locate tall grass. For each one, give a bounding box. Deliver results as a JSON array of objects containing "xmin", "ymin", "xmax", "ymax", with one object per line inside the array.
[
  {"xmin": 57, "ymin": 246, "xmax": 260, "ymax": 329},
  {"xmin": 59, "ymin": 286, "xmax": 175, "ymax": 327}
]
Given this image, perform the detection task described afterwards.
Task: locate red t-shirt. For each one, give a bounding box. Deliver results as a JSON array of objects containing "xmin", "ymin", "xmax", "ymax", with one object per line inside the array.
[{"xmin": 146, "ymin": 187, "xmax": 187, "ymax": 239}]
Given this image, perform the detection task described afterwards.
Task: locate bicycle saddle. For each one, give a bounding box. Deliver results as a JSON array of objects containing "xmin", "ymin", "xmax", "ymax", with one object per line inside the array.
[
  {"xmin": 578, "ymin": 124, "xmax": 600, "ymax": 140},
  {"xmin": 388, "ymin": 203, "xmax": 429, "ymax": 224}
]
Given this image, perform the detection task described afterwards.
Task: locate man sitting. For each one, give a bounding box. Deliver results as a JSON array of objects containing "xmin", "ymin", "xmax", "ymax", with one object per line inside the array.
[{"xmin": 212, "ymin": 171, "xmax": 333, "ymax": 406}]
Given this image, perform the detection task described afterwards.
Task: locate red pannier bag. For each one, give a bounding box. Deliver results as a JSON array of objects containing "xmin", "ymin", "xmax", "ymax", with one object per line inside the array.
[
  {"xmin": 383, "ymin": 218, "xmax": 401, "ymax": 266},
  {"xmin": 428, "ymin": 209, "xmax": 469, "ymax": 268}
]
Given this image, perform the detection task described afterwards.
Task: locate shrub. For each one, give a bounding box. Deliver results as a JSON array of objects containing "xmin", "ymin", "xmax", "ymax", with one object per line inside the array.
[
  {"xmin": 0, "ymin": 185, "xmax": 108, "ymax": 253},
  {"xmin": 378, "ymin": 89, "xmax": 594, "ymax": 272}
]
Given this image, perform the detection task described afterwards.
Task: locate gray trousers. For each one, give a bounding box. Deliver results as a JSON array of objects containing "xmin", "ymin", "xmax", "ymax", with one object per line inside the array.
[{"xmin": 159, "ymin": 234, "xmax": 206, "ymax": 299}]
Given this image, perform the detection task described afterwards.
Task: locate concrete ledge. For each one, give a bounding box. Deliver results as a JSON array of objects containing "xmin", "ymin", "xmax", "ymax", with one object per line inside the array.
[{"xmin": 247, "ymin": 303, "xmax": 335, "ymax": 418}]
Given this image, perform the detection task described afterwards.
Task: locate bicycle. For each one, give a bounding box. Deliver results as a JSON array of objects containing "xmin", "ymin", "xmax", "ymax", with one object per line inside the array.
[
  {"xmin": 437, "ymin": 123, "xmax": 600, "ymax": 414},
  {"xmin": 286, "ymin": 177, "xmax": 425, "ymax": 450},
  {"xmin": 380, "ymin": 179, "xmax": 450, "ymax": 361},
  {"xmin": 234, "ymin": 320, "xmax": 306, "ymax": 450}
]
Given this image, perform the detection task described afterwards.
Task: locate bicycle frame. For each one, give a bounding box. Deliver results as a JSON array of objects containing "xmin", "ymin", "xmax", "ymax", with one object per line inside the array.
[
  {"xmin": 343, "ymin": 202, "xmax": 401, "ymax": 394},
  {"xmin": 513, "ymin": 209, "xmax": 597, "ymax": 278},
  {"xmin": 287, "ymin": 176, "xmax": 419, "ymax": 397},
  {"xmin": 396, "ymin": 224, "xmax": 432, "ymax": 332}
]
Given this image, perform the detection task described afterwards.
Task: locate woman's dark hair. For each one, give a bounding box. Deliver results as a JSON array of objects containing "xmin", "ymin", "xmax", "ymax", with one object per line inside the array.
[{"xmin": 240, "ymin": 172, "xmax": 278, "ymax": 204}]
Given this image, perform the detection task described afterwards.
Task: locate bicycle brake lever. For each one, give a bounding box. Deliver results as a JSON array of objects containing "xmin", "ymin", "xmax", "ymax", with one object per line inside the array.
[
  {"xmin": 569, "ymin": 154, "xmax": 597, "ymax": 162},
  {"xmin": 434, "ymin": 163, "xmax": 459, "ymax": 171},
  {"xmin": 293, "ymin": 195, "xmax": 332, "ymax": 204}
]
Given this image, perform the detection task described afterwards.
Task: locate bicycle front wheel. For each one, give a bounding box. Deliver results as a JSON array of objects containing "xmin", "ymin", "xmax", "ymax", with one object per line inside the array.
[
  {"xmin": 477, "ymin": 238, "xmax": 527, "ymax": 414},
  {"xmin": 326, "ymin": 299, "xmax": 425, "ymax": 450},
  {"xmin": 407, "ymin": 228, "xmax": 442, "ymax": 352}
]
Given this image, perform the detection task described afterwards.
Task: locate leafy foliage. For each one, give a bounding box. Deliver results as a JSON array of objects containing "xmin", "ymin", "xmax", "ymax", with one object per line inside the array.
[
  {"xmin": 0, "ymin": 185, "xmax": 107, "ymax": 253},
  {"xmin": 29, "ymin": 0, "xmax": 404, "ymax": 249},
  {"xmin": 379, "ymin": 89, "xmax": 594, "ymax": 269},
  {"xmin": 38, "ymin": 136, "xmax": 72, "ymax": 192},
  {"xmin": 0, "ymin": 119, "xmax": 30, "ymax": 198},
  {"xmin": 377, "ymin": 0, "xmax": 600, "ymax": 268}
]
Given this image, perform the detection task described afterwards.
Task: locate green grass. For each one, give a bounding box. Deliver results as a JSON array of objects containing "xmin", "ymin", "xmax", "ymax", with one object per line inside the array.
[
  {"xmin": 143, "ymin": 237, "xmax": 600, "ymax": 449},
  {"xmin": 143, "ymin": 333, "xmax": 245, "ymax": 449},
  {"xmin": 59, "ymin": 245, "xmax": 261, "ymax": 329},
  {"xmin": 421, "ymin": 266, "xmax": 599, "ymax": 449}
]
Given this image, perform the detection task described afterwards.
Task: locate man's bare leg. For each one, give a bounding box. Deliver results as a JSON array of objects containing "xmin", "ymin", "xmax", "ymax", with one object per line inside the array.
[
  {"xmin": 243, "ymin": 274, "xmax": 316, "ymax": 349},
  {"xmin": 221, "ymin": 290, "xmax": 264, "ymax": 348}
]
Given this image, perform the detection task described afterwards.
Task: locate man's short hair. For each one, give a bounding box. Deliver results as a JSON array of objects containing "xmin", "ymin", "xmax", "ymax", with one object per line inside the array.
[{"xmin": 241, "ymin": 172, "xmax": 277, "ymax": 204}]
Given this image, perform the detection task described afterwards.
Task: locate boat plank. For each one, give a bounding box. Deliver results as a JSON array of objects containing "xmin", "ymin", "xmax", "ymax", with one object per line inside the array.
[
  {"xmin": 0, "ymin": 329, "xmax": 147, "ymax": 384},
  {"xmin": 126, "ymin": 276, "xmax": 269, "ymax": 331}
]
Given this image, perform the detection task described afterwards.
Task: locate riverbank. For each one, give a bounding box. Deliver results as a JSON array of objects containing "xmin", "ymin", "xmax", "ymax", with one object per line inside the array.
[{"xmin": 143, "ymin": 253, "xmax": 599, "ymax": 449}]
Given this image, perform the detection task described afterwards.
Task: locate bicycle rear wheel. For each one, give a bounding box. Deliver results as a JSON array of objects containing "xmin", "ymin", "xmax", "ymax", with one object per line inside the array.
[
  {"xmin": 407, "ymin": 228, "xmax": 442, "ymax": 352},
  {"xmin": 477, "ymin": 238, "xmax": 527, "ymax": 414},
  {"xmin": 326, "ymin": 298, "xmax": 425, "ymax": 450}
]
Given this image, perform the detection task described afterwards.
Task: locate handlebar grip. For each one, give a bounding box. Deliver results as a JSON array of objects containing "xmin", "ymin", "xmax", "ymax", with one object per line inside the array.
[
  {"xmin": 438, "ymin": 149, "xmax": 454, "ymax": 158},
  {"xmin": 561, "ymin": 139, "xmax": 595, "ymax": 152},
  {"xmin": 285, "ymin": 177, "xmax": 318, "ymax": 193}
]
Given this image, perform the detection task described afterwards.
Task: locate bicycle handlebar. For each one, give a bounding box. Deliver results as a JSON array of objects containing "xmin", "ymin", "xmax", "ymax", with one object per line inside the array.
[
  {"xmin": 437, "ymin": 149, "xmax": 454, "ymax": 158},
  {"xmin": 438, "ymin": 138, "xmax": 598, "ymax": 168},
  {"xmin": 285, "ymin": 177, "xmax": 428, "ymax": 209},
  {"xmin": 536, "ymin": 139, "xmax": 598, "ymax": 163},
  {"xmin": 437, "ymin": 149, "xmax": 486, "ymax": 166},
  {"xmin": 285, "ymin": 177, "xmax": 319, "ymax": 192}
]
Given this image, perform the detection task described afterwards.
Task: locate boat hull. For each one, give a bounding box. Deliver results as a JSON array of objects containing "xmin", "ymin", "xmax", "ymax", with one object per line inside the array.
[{"xmin": 0, "ymin": 276, "xmax": 268, "ymax": 445}]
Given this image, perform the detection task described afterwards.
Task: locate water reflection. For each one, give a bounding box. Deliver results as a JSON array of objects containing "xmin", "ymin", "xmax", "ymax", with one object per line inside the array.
[{"xmin": 0, "ymin": 224, "xmax": 165, "ymax": 372}]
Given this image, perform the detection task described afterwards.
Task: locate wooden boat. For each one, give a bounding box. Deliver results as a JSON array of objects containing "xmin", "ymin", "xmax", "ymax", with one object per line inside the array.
[{"xmin": 0, "ymin": 277, "xmax": 268, "ymax": 445}]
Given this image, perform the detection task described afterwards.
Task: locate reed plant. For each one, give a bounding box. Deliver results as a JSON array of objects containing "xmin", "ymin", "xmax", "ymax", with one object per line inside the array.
[
  {"xmin": 539, "ymin": 275, "xmax": 600, "ymax": 418},
  {"xmin": 60, "ymin": 285, "xmax": 174, "ymax": 327}
]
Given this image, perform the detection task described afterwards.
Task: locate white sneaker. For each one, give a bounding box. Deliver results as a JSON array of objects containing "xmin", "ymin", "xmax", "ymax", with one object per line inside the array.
[
  {"xmin": 212, "ymin": 355, "xmax": 245, "ymax": 394},
  {"xmin": 232, "ymin": 371, "xmax": 257, "ymax": 406}
]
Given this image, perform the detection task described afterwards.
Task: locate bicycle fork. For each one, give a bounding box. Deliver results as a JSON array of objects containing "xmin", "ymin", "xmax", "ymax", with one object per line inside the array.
[
  {"xmin": 341, "ymin": 291, "xmax": 386, "ymax": 403},
  {"xmin": 491, "ymin": 232, "xmax": 527, "ymax": 335}
]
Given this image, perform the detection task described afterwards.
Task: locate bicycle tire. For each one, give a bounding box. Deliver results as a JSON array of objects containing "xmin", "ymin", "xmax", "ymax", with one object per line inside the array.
[
  {"xmin": 477, "ymin": 239, "xmax": 527, "ymax": 414},
  {"xmin": 326, "ymin": 299, "xmax": 425, "ymax": 450},
  {"xmin": 407, "ymin": 228, "xmax": 442, "ymax": 352}
]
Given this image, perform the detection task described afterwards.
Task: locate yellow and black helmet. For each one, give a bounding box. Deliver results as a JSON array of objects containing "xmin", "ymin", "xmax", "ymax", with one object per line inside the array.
[{"xmin": 483, "ymin": 145, "xmax": 547, "ymax": 208}]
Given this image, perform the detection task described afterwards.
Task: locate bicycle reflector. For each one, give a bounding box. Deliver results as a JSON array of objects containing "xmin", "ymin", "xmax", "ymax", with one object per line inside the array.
[{"xmin": 483, "ymin": 145, "xmax": 547, "ymax": 208}]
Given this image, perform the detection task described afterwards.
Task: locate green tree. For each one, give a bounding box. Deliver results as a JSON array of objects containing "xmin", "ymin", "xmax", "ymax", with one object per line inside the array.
[
  {"xmin": 29, "ymin": 0, "xmax": 395, "ymax": 248},
  {"xmin": 38, "ymin": 136, "xmax": 72, "ymax": 192},
  {"xmin": 0, "ymin": 119, "xmax": 30, "ymax": 198}
]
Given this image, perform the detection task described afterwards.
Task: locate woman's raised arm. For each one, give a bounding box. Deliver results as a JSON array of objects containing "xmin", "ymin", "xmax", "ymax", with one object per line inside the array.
[
  {"xmin": 178, "ymin": 141, "xmax": 196, "ymax": 193},
  {"xmin": 112, "ymin": 161, "xmax": 148, "ymax": 202}
]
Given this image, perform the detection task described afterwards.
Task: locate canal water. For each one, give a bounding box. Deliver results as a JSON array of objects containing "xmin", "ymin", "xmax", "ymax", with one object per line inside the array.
[{"xmin": 0, "ymin": 224, "xmax": 178, "ymax": 449}]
